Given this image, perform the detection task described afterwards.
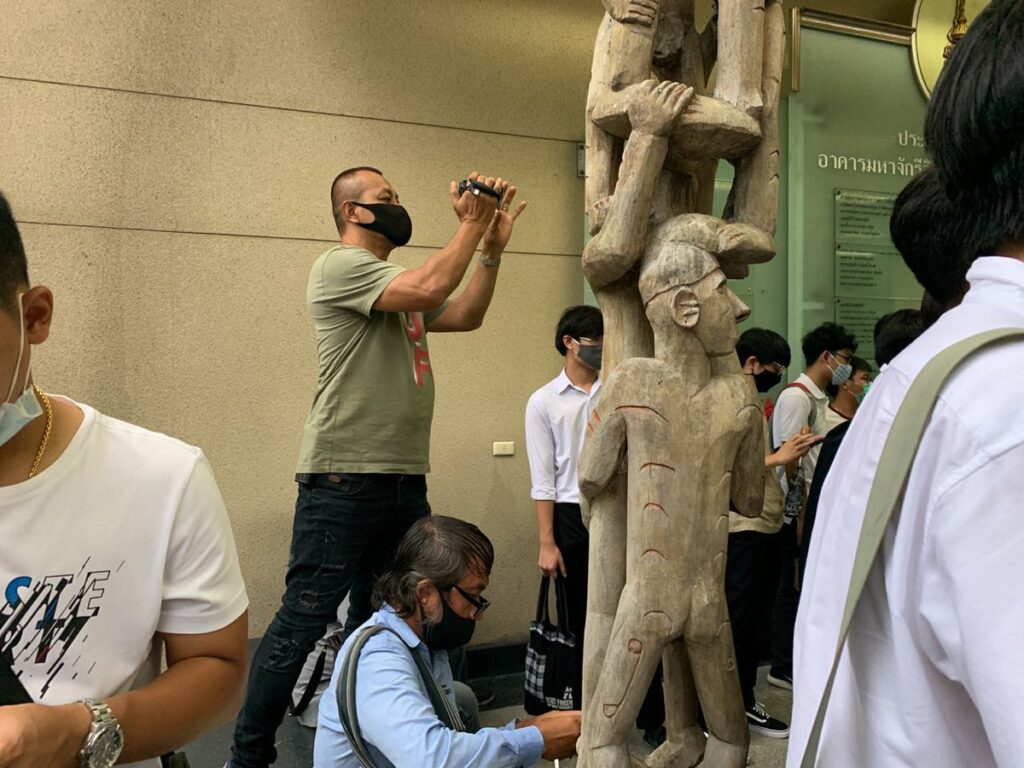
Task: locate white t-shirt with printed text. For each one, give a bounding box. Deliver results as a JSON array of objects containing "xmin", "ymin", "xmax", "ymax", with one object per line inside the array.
[{"xmin": 0, "ymin": 401, "xmax": 248, "ymax": 768}]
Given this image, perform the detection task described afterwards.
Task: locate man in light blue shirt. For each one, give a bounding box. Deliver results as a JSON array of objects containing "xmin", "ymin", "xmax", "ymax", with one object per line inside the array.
[{"xmin": 315, "ymin": 516, "xmax": 581, "ymax": 767}]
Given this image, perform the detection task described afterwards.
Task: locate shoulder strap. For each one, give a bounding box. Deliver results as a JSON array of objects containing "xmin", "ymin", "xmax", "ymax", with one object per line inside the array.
[
  {"xmin": 770, "ymin": 383, "xmax": 816, "ymax": 446},
  {"xmin": 800, "ymin": 328, "xmax": 1024, "ymax": 767},
  {"xmin": 786, "ymin": 382, "xmax": 817, "ymax": 427},
  {"xmin": 337, "ymin": 624, "xmax": 466, "ymax": 768}
]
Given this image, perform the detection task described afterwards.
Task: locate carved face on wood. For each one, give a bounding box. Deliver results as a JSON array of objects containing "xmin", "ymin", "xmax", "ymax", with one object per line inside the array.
[
  {"xmin": 642, "ymin": 247, "xmax": 750, "ymax": 358},
  {"xmin": 671, "ymin": 268, "xmax": 750, "ymax": 356}
]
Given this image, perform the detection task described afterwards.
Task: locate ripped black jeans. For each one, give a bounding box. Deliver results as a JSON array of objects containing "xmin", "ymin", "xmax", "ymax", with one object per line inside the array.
[{"xmin": 231, "ymin": 473, "xmax": 430, "ymax": 767}]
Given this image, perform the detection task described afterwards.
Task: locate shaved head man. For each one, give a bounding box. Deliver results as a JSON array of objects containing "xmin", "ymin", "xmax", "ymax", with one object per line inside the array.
[{"xmin": 229, "ymin": 166, "xmax": 526, "ymax": 768}]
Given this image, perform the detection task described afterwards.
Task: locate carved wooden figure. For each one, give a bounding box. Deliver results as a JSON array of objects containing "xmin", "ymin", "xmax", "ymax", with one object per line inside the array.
[
  {"xmin": 578, "ymin": 233, "xmax": 765, "ymax": 768},
  {"xmin": 579, "ymin": 1, "xmax": 785, "ymax": 766}
]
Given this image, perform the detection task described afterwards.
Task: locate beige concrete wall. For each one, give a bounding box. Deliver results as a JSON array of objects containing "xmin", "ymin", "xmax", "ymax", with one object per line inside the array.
[{"xmin": 1, "ymin": 0, "xmax": 604, "ymax": 646}]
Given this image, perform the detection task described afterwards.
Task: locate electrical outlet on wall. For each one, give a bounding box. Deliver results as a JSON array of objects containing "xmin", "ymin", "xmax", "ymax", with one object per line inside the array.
[{"xmin": 492, "ymin": 441, "xmax": 515, "ymax": 456}]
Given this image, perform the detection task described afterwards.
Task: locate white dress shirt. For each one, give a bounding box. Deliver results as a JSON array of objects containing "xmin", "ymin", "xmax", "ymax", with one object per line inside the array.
[
  {"xmin": 771, "ymin": 372, "xmax": 829, "ymax": 494},
  {"xmin": 787, "ymin": 256, "xmax": 1024, "ymax": 768},
  {"xmin": 525, "ymin": 369, "xmax": 601, "ymax": 504}
]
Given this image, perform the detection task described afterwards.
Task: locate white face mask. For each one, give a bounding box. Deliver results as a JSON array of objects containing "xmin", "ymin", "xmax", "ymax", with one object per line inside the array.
[{"xmin": 0, "ymin": 293, "xmax": 42, "ymax": 447}]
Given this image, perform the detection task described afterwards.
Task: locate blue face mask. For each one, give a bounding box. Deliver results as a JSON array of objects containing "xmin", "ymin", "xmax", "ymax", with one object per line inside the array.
[
  {"xmin": 827, "ymin": 353, "xmax": 853, "ymax": 386},
  {"xmin": 0, "ymin": 293, "xmax": 42, "ymax": 447},
  {"xmin": 854, "ymin": 382, "xmax": 872, "ymax": 405}
]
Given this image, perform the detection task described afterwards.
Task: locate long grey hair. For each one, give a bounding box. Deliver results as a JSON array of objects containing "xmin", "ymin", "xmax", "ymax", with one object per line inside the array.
[{"xmin": 373, "ymin": 515, "xmax": 494, "ymax": 618}]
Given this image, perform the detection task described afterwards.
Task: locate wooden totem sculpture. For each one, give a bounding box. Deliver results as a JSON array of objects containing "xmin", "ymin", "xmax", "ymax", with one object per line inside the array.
[{"xmin": 578, "ymin": 1, "xmax": 784, "ymax": 766}]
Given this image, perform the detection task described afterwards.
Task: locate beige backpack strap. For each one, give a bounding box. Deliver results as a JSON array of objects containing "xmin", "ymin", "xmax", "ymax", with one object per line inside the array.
[{"xmin": 801, "ymin": 328, "xmax": 1024, "ymax": 767}]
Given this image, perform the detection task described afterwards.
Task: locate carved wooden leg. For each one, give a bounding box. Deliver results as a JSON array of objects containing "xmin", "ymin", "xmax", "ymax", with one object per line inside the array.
[
  {"xmin": 685, "ymin": 604, "xmax": 748, "ymax": 768},
  {"xmin": 646, "ymin": 640, "xmax": 706, "ymax": 768},
  {"xmin": 724, "ymin": 0, "xmax": 785, "ymax": 234},
  {"xmin": 582, "ymin": 475, "xmax": 629, "ymax": 723},
  {"xmin": 580, "ymin": 580, "xmax": 674, "ymax": 768},
  {"xmin": 713, "ymin": 0, "xmax": 765, "ymax": 115}
]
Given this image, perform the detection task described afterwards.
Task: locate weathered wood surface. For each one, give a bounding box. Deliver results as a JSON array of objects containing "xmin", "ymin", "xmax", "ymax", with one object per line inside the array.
[{"xmin": 579, "ymin": 1, "xmax": 785, "ymax": 766}]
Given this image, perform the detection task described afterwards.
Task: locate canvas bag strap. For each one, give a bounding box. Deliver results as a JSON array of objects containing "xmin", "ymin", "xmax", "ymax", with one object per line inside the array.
[
  {"xmin": 337, "ymin": 624, "xmax": 467, "ymax": 768},
  {"xmin": 800, "ymin": 328, "xmax": 1024, "ymax": 768}
]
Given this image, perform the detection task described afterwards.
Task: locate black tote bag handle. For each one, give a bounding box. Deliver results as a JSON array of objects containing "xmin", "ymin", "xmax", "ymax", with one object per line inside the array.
[{"xmin": 534, "ymin": 576, "xmax": 573, "ymax": 637}]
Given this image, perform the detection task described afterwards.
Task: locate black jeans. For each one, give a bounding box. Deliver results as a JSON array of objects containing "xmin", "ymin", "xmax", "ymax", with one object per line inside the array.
[
  {"xmin": 231, "ymin": 473, "xmax": 431, "ymax": 767},
  {"xmin": 770, "ymin": 522, "xmax": 799, "ymax": 678},
  {"xmin": 725, "ymin": 530, "xmax": 773, "ymax": 710}
]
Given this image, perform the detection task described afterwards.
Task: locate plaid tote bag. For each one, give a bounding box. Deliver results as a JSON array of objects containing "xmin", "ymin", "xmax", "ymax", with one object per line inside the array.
[{"xmin": 524, "ymin": 575, "xmax": 578, "ymax": 714}]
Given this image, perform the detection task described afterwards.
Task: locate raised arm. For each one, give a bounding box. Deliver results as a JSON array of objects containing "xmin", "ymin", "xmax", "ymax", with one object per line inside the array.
[
  {"xmin": 374, "ymin": 173, "xmax": 500, "ymax": 313},
  {"xmin": 583, "ymin": 80, "xmax": 693, "ymax": 290},
  {"xmin": 427, "ymin": 184, "xmax": 527, "ymax": 333}
]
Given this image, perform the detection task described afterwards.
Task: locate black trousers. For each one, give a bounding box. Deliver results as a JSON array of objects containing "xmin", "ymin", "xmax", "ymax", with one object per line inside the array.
[
  {"xmin": 769, "ymin": 522, "xmax": 800, "ymax": 677},
  {"xmin": 725, "ymin": 530, "xmax": 777, "ymax": 710},
  {"xmin": 553, "ymin": 502, "xmax": 664, "ymax": 730},
  {"xmin": 232, "ymin": 473, "xmax": 430, "ymax": 767}
]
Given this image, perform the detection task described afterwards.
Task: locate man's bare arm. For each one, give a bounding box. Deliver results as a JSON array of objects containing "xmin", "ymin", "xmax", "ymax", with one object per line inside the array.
[
  {"xmin": 113, "ymin": 611, "xmax": 249, "ymax": 762},
  {"xmin": 428, "ymin": 185, "xmax": 527, "ymax": 333},
  {"xmin": 0, "ymin": 613, "xmax": 248, "ymax": 767},
  {"xmin": 374, "ymin": 173, "xmax": 500, "ymax": 313}
]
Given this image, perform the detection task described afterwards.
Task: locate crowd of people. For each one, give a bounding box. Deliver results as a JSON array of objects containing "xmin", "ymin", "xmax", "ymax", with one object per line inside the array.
[{"xmin": 0, "ymin": 1, "xmax": 1022, "ymax": 767}]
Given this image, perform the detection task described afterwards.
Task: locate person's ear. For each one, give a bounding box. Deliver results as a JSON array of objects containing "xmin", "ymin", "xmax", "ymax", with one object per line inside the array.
[
  {"xmin": 742, "ymin": 356, "xmax": 760, "ymax": 375},
  {"xmin": 562, "ymin": 335, "xmax": 577, "ymax": 354},
  {"xmin": 342, "ymin": 200, "xmax": 373, "ymax": 226},
  {"xmin": 670, "ymin": 287, "xmax": 700, "ymax": 329},
  {"xmin": 415, "ymin": 578, "xmax": 441, "ymax": 620},
  {"xmin": 23, "ymin": 286, "xmax": 53, "ymax": 345}
]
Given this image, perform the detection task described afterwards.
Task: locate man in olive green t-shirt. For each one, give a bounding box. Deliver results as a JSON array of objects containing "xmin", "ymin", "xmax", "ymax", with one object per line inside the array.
[{"xmin": 231, "ymin": 167, "xmax": 527, "ymax": 768}]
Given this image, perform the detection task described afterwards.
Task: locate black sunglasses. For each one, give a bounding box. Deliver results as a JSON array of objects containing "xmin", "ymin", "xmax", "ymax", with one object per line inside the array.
[{"xmin": 448, "ymin": 585, "xmax": 490, "ymax": 619}]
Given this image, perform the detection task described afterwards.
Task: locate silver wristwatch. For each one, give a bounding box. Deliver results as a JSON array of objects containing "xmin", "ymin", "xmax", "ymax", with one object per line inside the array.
[
  {"xmin": 78, "ymin": 699, "xmax": 124, "ymax": 768},
  {"xmin": 479, "ymin": 254, "xmax": 501, "ymax": 267}
]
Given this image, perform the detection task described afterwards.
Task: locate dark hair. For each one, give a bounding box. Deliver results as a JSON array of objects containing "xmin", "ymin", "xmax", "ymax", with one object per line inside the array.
[
  {"xmin": 827, "ymin": 356, "xmax": 873, "ymax": 397},
  {"xmin": 330, "ymin": 166, "xmax": 384, "ymax": 227},
  {"xmin": 736, "ymin": 327, "xmax": 791, "ymax": 368},
  {"xmin": 925, "ymin": 0, "xmax": 1024, "ymax": 258},
  {"xmin": 372, "ymin": 516, "xmax": 495, "ymax": 618},
  {"xmin": 801, "ymin": 322, "xmax": 857, "ymax": 367},
  {"xmin": 874, "ymin": 309, "xmax": 925, "ymax": 366},
  {"xmin": 890, "ymin": 168, "xmax": 970, "ymax": 306},
  {"xmin": 0, "ymin": 192, "xmax": 29, "ymax": 316},
  {"xmin": 555, "ymin": 305, "xmax": 603, "ymax": 356},
  {"xmin": 850, "ymin": 356, "xmax": 872, "ymax": 376},
  {"xmin": 919, "ymin": 292, "xmax": 946, "ymax": 328}
]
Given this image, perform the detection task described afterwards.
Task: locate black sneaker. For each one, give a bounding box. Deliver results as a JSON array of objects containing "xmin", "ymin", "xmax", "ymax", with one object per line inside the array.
[
  {"xmin": 746, "ymin": 702, "xmax": 790, "ymax": 738},
  {"xmin": 767, "ymin": 669, "xmax": 793, "ymax": 690}
]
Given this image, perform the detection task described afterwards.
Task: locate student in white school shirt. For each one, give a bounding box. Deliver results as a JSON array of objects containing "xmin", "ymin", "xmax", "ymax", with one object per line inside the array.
[
  {"xmin": 524, "ymin": 305, "xmax": 602, "ymax": 711},
  {"xmin": 0, "ymin": 192, "xmax": 248, "ymax": 768},
  {"xmin": 766, "ymin": 321, "xmax": 857, "ymax": 691},
  {"xmin": 820, "ymin": 356, "xmax": 872, "ymax": 433},
  {"xmin": 787, "ymin": 3, "xmax": 1024, "ymax": 765}
]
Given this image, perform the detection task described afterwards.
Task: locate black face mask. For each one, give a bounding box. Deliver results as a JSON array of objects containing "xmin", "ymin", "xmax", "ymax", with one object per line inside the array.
[
  {"xmin": 753, "ymin": 369, "xmax": 783, "ymax": 393},
  {"xmin": 576, "ymin": 342, "xmax": 603, "ymax": 371},
  {"xmin": 422, "ymin": 591, "xmax": 477, "ymax": 651},
  {"xmin": 351, "ymin": 202, "xmax": 413, "ymax": 247}
]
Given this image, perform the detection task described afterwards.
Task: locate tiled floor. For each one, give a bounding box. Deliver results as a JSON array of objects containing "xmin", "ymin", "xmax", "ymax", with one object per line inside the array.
[{"xmin": 187, "ymin": 667, "xmax": 792, "ymax": 767}]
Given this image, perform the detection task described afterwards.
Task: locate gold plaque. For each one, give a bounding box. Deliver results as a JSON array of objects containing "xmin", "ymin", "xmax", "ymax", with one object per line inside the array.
[{"xmin": 912, "ymin": 0, "xmax": 989, "ymax": 98}]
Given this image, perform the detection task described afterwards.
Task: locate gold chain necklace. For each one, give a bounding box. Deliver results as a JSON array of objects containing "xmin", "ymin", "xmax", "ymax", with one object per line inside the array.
[{"xmin": 28, "ymin": 385, "xmax": 53, "ymax": 479}]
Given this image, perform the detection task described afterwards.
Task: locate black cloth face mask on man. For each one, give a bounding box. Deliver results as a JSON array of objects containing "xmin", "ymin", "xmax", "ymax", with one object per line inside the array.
[{"xmin": 352, "ymin": 202, "xmax": 413, "ymax": 247}]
